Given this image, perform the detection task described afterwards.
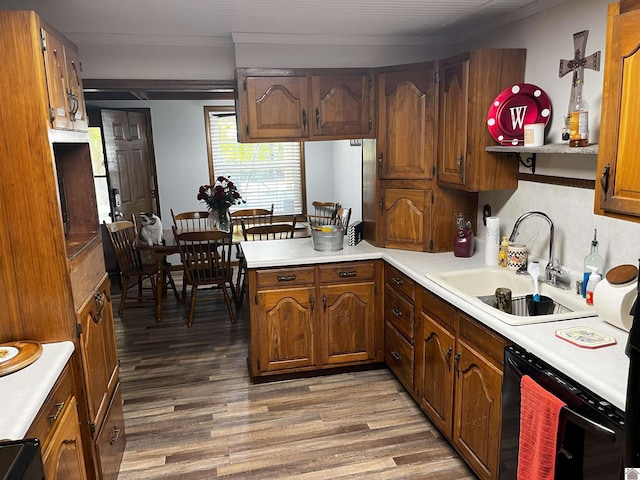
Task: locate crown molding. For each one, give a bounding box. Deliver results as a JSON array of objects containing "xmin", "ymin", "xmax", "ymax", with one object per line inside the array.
[{"xmin": 67, "ymin": 33, "xmax": 233, "ymax": 47}]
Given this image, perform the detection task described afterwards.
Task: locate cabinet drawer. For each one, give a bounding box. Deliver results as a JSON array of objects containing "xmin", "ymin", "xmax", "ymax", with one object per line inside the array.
[
  {"xmin": 385, "ymin": 321, "xmax": 414, "ymax": 392},
  {"xmin": 256, "ymin": 266, "xmax": 315, "ymax": 288},
  {"xmin": 421, "ymin": 288, "xmax": 456, "ymax": 331},
  {"xmin": 318, "ymin": 261, "xmax": 376, "ymax": 284},
  {"xmin": 95, "ymin": 383, "xmax": 126, "ymax": 480},
  {"xmin": 26, "ymin": 363, "xmax": 73, "ymax": 450},
  {"xmin": 385, "ymin": 264, "xmax": 415, "ymax": 301},
  {"xmin": 458, "ymin": 312, "xmax": 506, "ymax": 368},
  {"xmin": 384, "ymin": 285, "xmax": 414, "ymax": 342}
]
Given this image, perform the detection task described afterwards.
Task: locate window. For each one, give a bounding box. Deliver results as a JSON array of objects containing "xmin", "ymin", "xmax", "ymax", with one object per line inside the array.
[{"xmin": 205, "ymin": 107, "xmax": 304, "ymax": 216}]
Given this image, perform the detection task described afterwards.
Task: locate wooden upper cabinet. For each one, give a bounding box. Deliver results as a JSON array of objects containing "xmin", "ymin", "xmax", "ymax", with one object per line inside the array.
[
  {"xmin": 437, "ymin": 49, "xmax": 526, "ymax": 192},
  {"xmin": 235, "ymin": 68, "xmax": 374, "ymax": 142},
  {"xmin": 41, "ymin": 22, "xmax": 87, "ymax": 132},
  {"xmin": 311, "ymin": 71, "xmax": 374, "ymax": 138},
  {"xmin": 595, "ymin": 1, "xmax": 640, "ymax": 222},
  {"xmin": 239, "ymin": 73, "xmax": 309, "ymax": 141},
  {"xmin": 380, "ymin": 188, "xmax": 431, "ymax": 251},
  {"xmin": 377, "ymin": 63, "xmax": 436, "ymax": 180}
]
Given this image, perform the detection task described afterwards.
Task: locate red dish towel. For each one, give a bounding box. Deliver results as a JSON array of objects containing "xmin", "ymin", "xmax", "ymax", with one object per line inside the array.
[{"xmin": 517, "ymin": 375, "xmax": 566, "ymax": 480}]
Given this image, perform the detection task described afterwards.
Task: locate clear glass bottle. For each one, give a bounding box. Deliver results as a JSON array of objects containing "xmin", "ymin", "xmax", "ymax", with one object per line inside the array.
[
  {"xmin": 582, "ymin": 229, "xmax": 604, "ymax": 297},
  {"xmin": 569, "ymin": 80, "xmax": 589, "ymax": 147}
]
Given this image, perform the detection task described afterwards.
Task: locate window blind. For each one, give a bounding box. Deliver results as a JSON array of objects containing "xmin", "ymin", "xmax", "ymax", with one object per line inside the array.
[{"xmin": 208, "ymin": 112, "xmax": 303, "ymax": 215}]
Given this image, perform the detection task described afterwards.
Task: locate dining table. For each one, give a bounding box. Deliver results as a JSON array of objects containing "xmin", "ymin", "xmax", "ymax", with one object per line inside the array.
[{"xmin": 136, "ymin": 223, "xmax": 309, "ymax": 322}]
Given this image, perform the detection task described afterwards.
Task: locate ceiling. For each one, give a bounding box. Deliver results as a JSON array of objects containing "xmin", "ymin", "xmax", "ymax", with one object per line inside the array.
[{"xmin": 2, "ymin": 0, "xmax": 569, "ymax": 100}]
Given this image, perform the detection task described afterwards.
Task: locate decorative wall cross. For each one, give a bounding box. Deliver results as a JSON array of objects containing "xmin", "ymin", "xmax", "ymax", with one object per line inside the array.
[{"xmin": 558, "ymin": 30, "xmax": 601, "ymax": 140}]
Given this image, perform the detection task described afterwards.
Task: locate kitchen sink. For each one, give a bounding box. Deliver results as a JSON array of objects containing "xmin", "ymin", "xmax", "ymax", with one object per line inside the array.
[{"xmin": 425, "ymin": 266, "xmax": 596, "ymax": 325}]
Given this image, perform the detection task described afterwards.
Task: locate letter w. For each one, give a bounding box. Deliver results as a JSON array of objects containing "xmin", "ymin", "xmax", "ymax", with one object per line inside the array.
[{"xmin": 510, "ymin": 106, "xmax": 527, "ymax": 130}]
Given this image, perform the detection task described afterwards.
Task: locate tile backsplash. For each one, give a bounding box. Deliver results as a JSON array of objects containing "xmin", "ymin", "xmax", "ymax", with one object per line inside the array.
[{"xmin": 478, "ymin": 181, "xmax": 640, "ymax": 279}]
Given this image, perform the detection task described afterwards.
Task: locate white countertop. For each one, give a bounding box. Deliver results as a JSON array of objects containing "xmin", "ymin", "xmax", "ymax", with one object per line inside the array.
[
  {"xmin": 0, "ymin": 341, "xmax": 75, "ymax": 440},
  {"xmin": 242, "ymin": 237, "xmax": 630, "ymax": 411}
]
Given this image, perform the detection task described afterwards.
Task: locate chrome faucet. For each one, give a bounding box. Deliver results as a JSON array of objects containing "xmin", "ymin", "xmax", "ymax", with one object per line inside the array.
[{"xmin": 508, "ymin": 211, "xmax": 566, "ymax": 287}]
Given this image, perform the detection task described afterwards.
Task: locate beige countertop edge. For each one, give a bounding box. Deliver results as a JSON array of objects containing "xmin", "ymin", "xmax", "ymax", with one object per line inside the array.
[
  {"xmin": 0, "ymin": 341, "xmax": 75, "ymax": 440},
  {"xmin": 242, "ymin": 238, "xmax": 629, "ymax": 411}
]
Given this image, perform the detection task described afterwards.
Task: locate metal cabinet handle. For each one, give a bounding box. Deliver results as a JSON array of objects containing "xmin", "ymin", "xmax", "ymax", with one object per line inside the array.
[
  {"xmin": 445, "ymin": 346, "xmax": 453, "ymax": 370},
  {"xmin": 93, "ymin": 291, "xmax": 105, "ymax": 321},
  {"xmin": 390, "ymin": 308, "xmax": 402, "ymax": 317},
  {"xmin": 454, "ymin": 352, "xmax": 461, "ymax": 371},
  {"xmin": 110, "ymin": 427, "xmax": 121, "ymax": 445},
  {"xmin": 310, "ymin": 295, "xmax": 315, "ymax": 312},
  {"xmin": 276, "ymin": 274, "xmax": 297, "ymax": 282},
  {"xmin": 391, "ymin": 351, "xmax": 402, "ymax": 361},
  {"xmin": 48, "ymin": 402, "xmax": 65, "ymax": 421},
  {"xmin": 457, "ymin": 157, "xmax": 464, "ymax": 178},
  {"xmin": 323, "ymin": 294, "xmax": 327, "ymax": 312},
  {"xmin": 315, "ymin": 108, "xmax": 320, "ymax": 129},
  {"xmin": 302, "ymin": 109, "xmax": 307, "ymax": 131},
  {"xmin": 338, "ymin": 271, "xmax": 357, "ymax": 278},
  {"xmin": 392, "ymin": 277, "xmax": 403, "ymax": 286},
  {"xmin": 378, "ymin": 153, "xmax": 383, "ymax": 173},
  {"xmin": 600, "ymin": 163, "xmax": 610, "ymax": 201}
]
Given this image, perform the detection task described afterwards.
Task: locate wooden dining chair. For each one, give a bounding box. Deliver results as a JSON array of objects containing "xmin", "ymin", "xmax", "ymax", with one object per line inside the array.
[
  {"xmin": 173, "ymin": 226, "xmax": 237, "ymax": 327},
  {"xmin": 335, "ymin": 207, "xmax": 351, "ymax": 230},
  {"xmin": 241, "ymin": 218, "xmax": 297, "ymax": 241},
  {"xmin": 103, "ymin": 220, "xmax": 159, "ymax": 314},
  {"xmin": 230, "ymin": 204, "xmax": 274, "ymax": 305},
  {"xmin": 171, "ymin": 209, "xmax": 212, "ymax": 231},
  {"xmin": 312, "ymin": 201, "xmax": 340, "ymax": 218}
]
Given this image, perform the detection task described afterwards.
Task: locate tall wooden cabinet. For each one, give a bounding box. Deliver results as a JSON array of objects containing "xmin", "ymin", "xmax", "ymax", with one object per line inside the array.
[
  {"xmin": 0, "ymin": 11, "xmax": 125, "ymax": 480},
  {"xmin": 235, "ymin": 68, "xmax": 375, "ymax": 142},
  {"xmin": 363, "ymin": 62, "xmax": 478, "ymax": 252},
  {"xmin": 595, "ymin": 1, "xmax": 640, "ymax": 222},
  {"xmin": 437, "ymin": 49, "xmax": 526, "ymax": 192}
]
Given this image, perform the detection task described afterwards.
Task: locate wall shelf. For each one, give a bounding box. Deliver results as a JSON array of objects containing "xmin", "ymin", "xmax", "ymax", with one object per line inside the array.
[{"xmin": 485, "ymin": 143, "xmax": 599, "ymax": 173}]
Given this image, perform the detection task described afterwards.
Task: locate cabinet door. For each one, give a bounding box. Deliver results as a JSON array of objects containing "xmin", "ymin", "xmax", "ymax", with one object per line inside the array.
[
  {"xmin": 256, "ymin": 286, "xmax": 316, "ymax": 372},
  {"xmin": 41, "ymin": 26, "xmax": 71, "ymax": 130},
  {"xmin": 95, "ymin": 383, "xmax": 126, "ymax": 480},
  {"xmin": 311, "ymin": 72, "xmax": 373, "ymax": 138},
  {"xmin": 381, "ymin": 188, "xmax": 431, "ymax": 251},
  {"xmin": 453, "ymin": 338, "xmax": 503, "ymax": 480},
  {"xmin": 377, "ymin": 65, "xmax": 435, "ymax": 179},
  {"xmin": 437, "ymin": 57, "xmax": 469, "ymax": 187},
  {"xmin": 241, "ymin": 75, "xmax": 309, "ymax": 141},
  {"xmin": 417, "ymin": 312, "xmax": 455, "ymax": 439},
  {"xmin": 319, "ymin": 282, "xmax": 376, "ymax": 365},
  {"xmin": 596, "ymin": 3, "xmax": 640, "ymax": 220},
  {"xmin": 43, "ymin": 396, "xmax": 88, "ymax": 480},
  {"xmin": 64, "ymin": 44, "xmax": 87, "ymax": 131},
  {"xmin": 77, "ymin": 278, "xmax": 119, "ymax": 431}
]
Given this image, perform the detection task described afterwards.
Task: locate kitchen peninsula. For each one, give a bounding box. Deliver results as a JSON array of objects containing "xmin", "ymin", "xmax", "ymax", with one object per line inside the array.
[{"xmin": 241, "ymin": 236, "xmax": 629, "ymax": 409}]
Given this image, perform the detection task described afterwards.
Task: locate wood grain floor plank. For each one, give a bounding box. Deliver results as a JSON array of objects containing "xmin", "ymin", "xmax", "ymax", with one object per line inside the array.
[{"xmin": 114, "ymin": 281, "xmax": 476, "ymax": 479}]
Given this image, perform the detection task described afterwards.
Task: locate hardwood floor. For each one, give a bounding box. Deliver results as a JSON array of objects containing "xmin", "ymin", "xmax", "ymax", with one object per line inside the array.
[{"xmin": 114, "ymin": 283, "xmax": 476, "ymax": 479}]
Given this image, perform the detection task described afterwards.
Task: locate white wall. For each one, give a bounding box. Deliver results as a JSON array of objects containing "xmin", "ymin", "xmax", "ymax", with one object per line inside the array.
[{"xmin": 467, "ymin": 0, "xmax": 640, "ymax": 276}]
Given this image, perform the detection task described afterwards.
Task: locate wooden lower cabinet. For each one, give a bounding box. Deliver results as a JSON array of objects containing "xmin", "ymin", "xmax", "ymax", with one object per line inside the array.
[
  {"xmin": 94, "ymin": 384, "xmax": 126, "ymax": 480},
  {"xmin": 43, "ymin": 396, "xmax": 88, "ymax": 480},
  {"xmin": 414, "ymin": 288, "xmax": 506, "ymax": 480},
  {"xmin": 27, "ymin": 363, "xmax": 87, "ymax": 480},
  {"xmin": 249, "ymin": 261, "xmax": 382, "ymax": 378}
]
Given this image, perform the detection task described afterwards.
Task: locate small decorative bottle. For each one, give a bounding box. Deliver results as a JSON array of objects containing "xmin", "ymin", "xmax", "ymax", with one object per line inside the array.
[
  {"xmin": 498, "ymin": 237, "xmax": 509, "ymax": 268},
  {"xmin": 569, "ymin": 79, "xmax": 589, "ymax": 147}
]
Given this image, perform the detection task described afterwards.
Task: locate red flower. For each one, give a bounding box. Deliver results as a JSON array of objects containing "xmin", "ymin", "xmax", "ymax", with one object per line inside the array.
[{"xmin": 197, "ymin": 176, "xmax": 245, "ymax": 212}]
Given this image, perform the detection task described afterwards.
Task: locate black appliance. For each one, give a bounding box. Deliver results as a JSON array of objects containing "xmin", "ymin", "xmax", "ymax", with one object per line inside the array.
[
  {"xmin": 0, "ymin": 438, "xmax": 44, "ymax": 480},
  {"xmin": 499, "ymin": 344, "xmax": 625, "ymax": 479},
  {"xmin": 624, "ymin": 259, "xmax": 640, "ymax": 468}
]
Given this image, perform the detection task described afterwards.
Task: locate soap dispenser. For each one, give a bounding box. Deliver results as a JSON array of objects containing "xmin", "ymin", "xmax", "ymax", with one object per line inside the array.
[
  {"xmin": 453, "ymin": 213, "xmax": 474, "ymax": 257},
  {"xmin": 582, "ymin": 229, "xmax": 604, "ymax": 297}
]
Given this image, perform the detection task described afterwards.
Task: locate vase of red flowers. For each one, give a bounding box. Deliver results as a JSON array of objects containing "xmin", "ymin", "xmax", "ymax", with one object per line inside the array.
[{"xmin": 197, "ymin": 176, "xmax": 244, "ymax": 232}]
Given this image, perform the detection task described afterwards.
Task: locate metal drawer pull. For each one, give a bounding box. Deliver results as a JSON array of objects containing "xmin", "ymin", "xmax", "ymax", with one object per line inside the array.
[
  {"xmin": 391, "ymin": 308, "xmax": 402, "ymax": 317},
  {"xmin": 391, "ymin": 351, "xmax": 402, "ymax": 361},
  {"xmin": 338, "ymin": 271, "xmax": 357, "ymax": 278},
  {"xmin": 276, "ymin": 274, "xmax": 297, "ymax": 282},
  {"xmin": 392, "ymin": 277, "xmax": 403, "ymax": 286},
  {"xmin": 110, "ymin": 427, "xmax": 121, "ymax": 445},
  {"xmin": 48, "ymin": 402, "xmax": 65, "ymax": 421}
]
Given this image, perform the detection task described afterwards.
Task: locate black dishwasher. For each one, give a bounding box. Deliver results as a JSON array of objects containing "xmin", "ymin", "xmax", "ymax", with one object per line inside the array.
[{"xmin": 499, "ymin": 344, "xmax": 625, "ymax": 480}]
